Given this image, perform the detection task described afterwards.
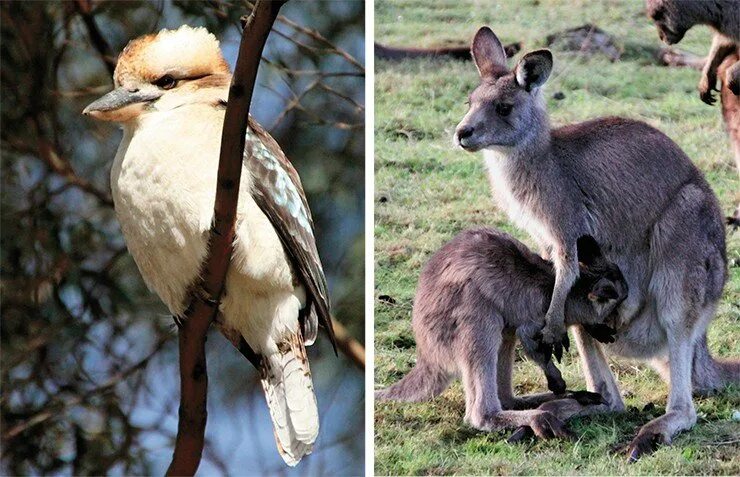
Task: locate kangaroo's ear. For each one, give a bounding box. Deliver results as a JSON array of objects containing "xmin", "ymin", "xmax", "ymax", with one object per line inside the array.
[
  {"xmin": 577, "ymin": 235, "xmax": 603, "ymax": 267},
  {"xmin": 588, "ymin": 278, "xmax": 620, "ymax": 302},
  {"xmin": 471, "ymin": 27, "xmax": 508, "ymax": 78},
  {"xmin": 515, "ymin": 49, "xmax": 553, "ymax": 92}
]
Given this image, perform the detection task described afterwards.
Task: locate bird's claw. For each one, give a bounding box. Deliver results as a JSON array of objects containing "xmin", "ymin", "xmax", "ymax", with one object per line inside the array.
[{"xmin": 194, "ymin": 284, "xmax": 220, "ymax": 308}]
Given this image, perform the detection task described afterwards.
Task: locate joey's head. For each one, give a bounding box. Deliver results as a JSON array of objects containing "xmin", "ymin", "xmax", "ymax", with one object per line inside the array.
[
  {"xmin": 83, "ymin": 25, "xmax": 231, "ymax": 123},
  {"xmin": 646, "ymin": 0, "xmax": 701, "ymax": 45},
  {"xmin": 567, "ymin": 236, "xmax": 628, "ymax": 325},
  {"xmin": 454, "ymin": 27, "xmax": 552, "ymax": 152}
]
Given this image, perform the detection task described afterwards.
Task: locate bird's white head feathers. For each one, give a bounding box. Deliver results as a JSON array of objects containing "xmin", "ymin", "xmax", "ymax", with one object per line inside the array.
[
  {"xmin": 114, "ymin": 25, "xmax": 231, "ymax": 87},
  {"xmin": 84, "ymin": 25, "xmax": 231, "ymax": 122}
]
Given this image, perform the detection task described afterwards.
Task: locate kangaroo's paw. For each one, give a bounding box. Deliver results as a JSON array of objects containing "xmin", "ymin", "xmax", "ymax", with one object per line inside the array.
[
  {"xmin": 583, "ymin": 323, "xmax": 617, "ymax": 344},
  {"xmin": 699, "ymin": 86, "xmax": 718, "ymax": 105},
  {"xmin": 538, "ymin": 324, "xmax": 569, "ymax": 362},
  {"xmin": 698, "ymin": 73, "xmax": 718, "ymax": 105},
  {"xmin": 627, "ymin": 430, "xmax": 667, "ymax": 462}
]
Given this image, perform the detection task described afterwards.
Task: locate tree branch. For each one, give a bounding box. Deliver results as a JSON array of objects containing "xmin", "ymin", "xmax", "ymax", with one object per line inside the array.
[
  {"xmin": 75, "ymin": 0, "xmax": 116, "ymax": 76},
  {"xmin": 332, "ymin": 319, "xmax": 364, "ymax": 370},
  {"xmin": 165, "ymin": 1, "xmax": 286, "ymax": 476}
]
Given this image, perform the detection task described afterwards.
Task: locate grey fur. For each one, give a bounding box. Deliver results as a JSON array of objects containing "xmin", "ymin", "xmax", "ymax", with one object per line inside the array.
[
  {"xmin": 646, "ymin": 0, "xmax": 740, "ymax": 102},
  {"xmin": 376, "ymin": 228, "xmax": 626, "ymax": 434},
  {"xmin": 647, "ymin": 0, "xmax": 740, "ymax": 224},
  {"xmin": 454, "ymin": 27, "xmax": 737, "ymax": 459}
]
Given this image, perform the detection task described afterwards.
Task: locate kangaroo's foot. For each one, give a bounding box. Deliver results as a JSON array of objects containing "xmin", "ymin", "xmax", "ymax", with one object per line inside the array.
[
  {"xmin": 508, "ymin": 392, "xmax": 608, "ymax": 443},
  {"xmin": 518, "ymin": 411, "xmax": 574, "ymax": 440},
  {"xmin": 471, "ymin": 409, "xmax": 574, "ymax": 440},
  {"xmin": 627, "ymin": 430, "xmax": 667, "ymax": 462},
  {"xmin": 626, "ymin": 408, "xmax": 697, "ymax": 462}
]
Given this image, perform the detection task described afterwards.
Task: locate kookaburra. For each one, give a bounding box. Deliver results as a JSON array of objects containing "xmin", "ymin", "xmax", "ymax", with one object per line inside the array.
[{"xmin": 83, "ymin": 25, "xmax": 335, "ymax": 466}]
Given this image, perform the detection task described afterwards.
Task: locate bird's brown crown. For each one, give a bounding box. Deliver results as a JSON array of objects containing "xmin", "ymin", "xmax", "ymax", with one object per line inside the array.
[{"xmin": 113, "ymin": 25, "xmax": 231, "ymax": 87}]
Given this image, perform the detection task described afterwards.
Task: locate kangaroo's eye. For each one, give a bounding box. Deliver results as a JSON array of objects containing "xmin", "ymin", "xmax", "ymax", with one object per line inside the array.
[
  {"xmin": 651, "ymin": 8, "xmax": 664, "ymax": 21},
  {"xmin": 153, "ymin": 74, "xmax": 177, "ymax": 89},
  {"xmin": 496, "ymin": 103, "xmax": 513, "ymax": 117}
]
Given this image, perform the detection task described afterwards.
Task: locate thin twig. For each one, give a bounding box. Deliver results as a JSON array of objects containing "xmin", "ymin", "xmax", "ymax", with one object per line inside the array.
[
  {"xmin": 332, "ymin": 319, "xmax": 364, "ymax": 370},
  {"xmin": 2, "ymin": 338, "xmax": 166, "ymax": 443},
  {"xmin": 75, "ymin": 0, "xmax": 116, "ymax": 76}
]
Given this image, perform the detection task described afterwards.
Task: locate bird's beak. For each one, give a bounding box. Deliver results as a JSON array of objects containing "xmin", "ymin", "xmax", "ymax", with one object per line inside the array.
[{"xmin": 83, "ymin": 86, "xmax": 163, "ymax": 122}]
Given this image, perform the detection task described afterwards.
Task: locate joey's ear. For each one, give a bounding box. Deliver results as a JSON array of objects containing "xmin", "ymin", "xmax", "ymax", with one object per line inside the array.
[
  {"xmin": 588, "ymin": 278, "xmax": 620, "ymax": 302},
  {"xmin": 515, "ymin": 49, "xmax": 553, "ymax": 92},
  {"xmin": 577, "ymin": 235, "xmax": 603, "ymax": 267},
  {"xmin": 471, "ymin": 27, "xmax": 508, "ymax": 78}
]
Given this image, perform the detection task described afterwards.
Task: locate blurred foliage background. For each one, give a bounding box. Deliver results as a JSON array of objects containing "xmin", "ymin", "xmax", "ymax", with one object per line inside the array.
[{"xmin": 0, "ymin": 1, "xmax": 365, "ymax": 475}]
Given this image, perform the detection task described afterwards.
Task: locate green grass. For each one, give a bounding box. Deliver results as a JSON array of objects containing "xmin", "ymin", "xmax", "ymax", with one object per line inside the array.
[{"xmin": 374, "ymin": 0, "xmax": 740, "ymax": 474}]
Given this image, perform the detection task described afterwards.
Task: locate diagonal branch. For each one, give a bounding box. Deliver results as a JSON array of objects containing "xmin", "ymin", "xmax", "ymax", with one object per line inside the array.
[
  {"xmin": 332, "ymin": 319, "xmax": 364, "ymax": 370},
  {"xmin": 75, "ymin": 0, "xmax": 116, "ymax": 76},
  {"xmin": 165, "ymin": 1, "xmax": 286, "ymax": 476}
]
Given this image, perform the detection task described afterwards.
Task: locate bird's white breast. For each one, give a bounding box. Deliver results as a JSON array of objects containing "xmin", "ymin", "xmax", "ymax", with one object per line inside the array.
[{"xmin": 112, "ymin": 104, "xmax": 296, "ymax": 324}]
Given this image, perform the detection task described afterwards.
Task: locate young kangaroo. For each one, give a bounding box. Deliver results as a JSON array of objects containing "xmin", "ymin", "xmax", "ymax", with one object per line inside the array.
[
  {"xmin": 454, "ymin": 27, "xmax": 735, "ymax": 460},
  {"xmin": 376, "ymin": 228, "xmax": 627, "ymax": 438},
  {"xmin": 646, "ymin": 0, "xmax": 740, "ymax": 103}
]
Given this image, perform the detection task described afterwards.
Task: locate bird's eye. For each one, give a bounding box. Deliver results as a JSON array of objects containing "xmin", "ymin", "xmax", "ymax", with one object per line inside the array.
[
  {"xmin": 496, "ymin": 103, "xmax": 513, "ymax": 116},
  {"xmin": 153, "ymin": 75, "xmax": 176, "ymax": 89}
]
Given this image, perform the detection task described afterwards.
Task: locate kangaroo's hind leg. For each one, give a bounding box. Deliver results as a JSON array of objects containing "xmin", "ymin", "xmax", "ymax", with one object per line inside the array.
[
  {"xmin": 627, "ymin": 184, "xmax": 726, "ymax": 461},
  {"xmin": 460, "ymin": 314, "xmax": 505, "ymax": 429}
]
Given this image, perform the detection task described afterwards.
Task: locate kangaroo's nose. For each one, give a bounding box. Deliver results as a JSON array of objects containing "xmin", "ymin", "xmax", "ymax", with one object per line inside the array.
[{"xmin": 457, "ymin": 125, "xmax": 474, "ymax": 140}]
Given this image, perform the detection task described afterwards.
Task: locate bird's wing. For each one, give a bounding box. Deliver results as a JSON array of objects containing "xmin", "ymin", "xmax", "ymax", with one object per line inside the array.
[{"xmin": 243, "ymin": 117, "xmax": 336, "ymax": 351}]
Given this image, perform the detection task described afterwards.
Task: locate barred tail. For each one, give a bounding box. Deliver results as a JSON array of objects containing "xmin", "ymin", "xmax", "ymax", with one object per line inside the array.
[{"xmin": 260, "ymin": 330, "xmax": 318, "ymax": 466}]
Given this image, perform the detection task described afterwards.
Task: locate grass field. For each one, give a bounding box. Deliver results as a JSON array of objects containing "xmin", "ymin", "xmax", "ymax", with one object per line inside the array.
[{"xmin": 374, "ymin": 1, "xmax": 740, "ymax": 475}]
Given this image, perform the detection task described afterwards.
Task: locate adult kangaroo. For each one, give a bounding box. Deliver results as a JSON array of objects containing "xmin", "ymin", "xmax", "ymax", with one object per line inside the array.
[
  {"xmin": 453, "ymin": 27, "xmax": 737, "ymax": 460},
  {"xmin": 646, "ymin": 0, "xmax": 740, "ymax": 225}
]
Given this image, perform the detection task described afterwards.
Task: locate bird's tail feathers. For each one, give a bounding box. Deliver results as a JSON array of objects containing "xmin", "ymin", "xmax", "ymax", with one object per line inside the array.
[{"xmin": 260, "ymin": 328, "xmax": 319, "ymax": 466}]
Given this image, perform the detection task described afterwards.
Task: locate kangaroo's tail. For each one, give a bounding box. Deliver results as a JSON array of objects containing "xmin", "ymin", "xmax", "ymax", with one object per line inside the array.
[
  {"xmin": 260, "ymin": 329, "xmax": 318, "ymax": 467},
  {"xmin": 375, "ymin": 353, "xmax": 450, "ymax": 402},
  {"xmin": 692, "ymin": 333, "xmax": 740, "ymax": 395}
]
